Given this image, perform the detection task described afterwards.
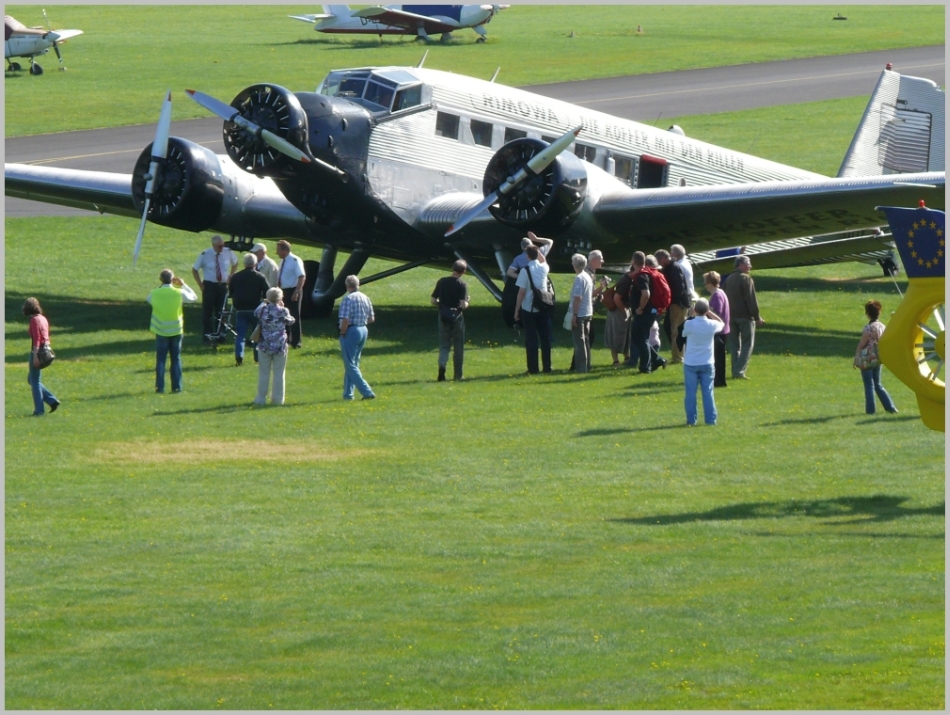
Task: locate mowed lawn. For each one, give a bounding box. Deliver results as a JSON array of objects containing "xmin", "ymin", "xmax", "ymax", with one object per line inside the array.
[
  {"xmin": 4, "ymin": 5, "xmax": 946, "ymax": 707},
  {"xmin": 3, "ymin": 4, "xmax": 945, "ymax": 136},
  {"xmin": 5, "ymin": 215, "xmax": 944, "ymax": 709}
]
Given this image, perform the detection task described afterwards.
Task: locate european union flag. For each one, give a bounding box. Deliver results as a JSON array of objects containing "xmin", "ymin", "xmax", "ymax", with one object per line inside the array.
[{"xmin": 878, "ymin": 204, "xmax": 945, "ymax": 279}]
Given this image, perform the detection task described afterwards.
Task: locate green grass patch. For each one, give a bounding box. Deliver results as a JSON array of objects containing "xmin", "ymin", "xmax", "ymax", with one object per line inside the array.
[
  {"xmin": 5, "ymin": 212, "xmax": 944, "ymax": 708},
  {"xmin": 4, "ymin": 4, "xmax": 944, "ymax": 136}
]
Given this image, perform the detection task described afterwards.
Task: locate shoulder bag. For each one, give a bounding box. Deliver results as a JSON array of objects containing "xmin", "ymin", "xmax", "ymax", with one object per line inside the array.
[
  {"xmin": 526, "ymin": 267, "xmax": 555, "ymax": 314},
  {"xmin": 35, "ymin": 342, "xmax": 55, "ymax": 369}
]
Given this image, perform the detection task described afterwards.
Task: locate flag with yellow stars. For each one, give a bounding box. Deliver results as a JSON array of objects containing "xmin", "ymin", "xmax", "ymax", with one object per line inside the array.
[{"xmin": 879, "ymin": 205, "xmax": 945, "ymax": 279}]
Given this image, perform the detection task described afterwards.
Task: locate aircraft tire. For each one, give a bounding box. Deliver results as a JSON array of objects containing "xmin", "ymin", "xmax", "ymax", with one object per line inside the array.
[
  {"xmin": 9, "ymin": 62, "xmax": 22, "ymax": 71},
  {"xmin": 476, "ymin": 37, "xmax": 486, "ymax": 43},
  {"xmin": 30, "ymin": 63, "xmax": 43, "ymax": 75}
]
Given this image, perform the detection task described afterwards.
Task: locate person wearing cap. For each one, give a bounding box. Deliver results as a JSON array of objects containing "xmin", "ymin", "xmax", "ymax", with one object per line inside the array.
[
  {"xmin": 147, "ymin": 268, "xmax": 198, "ymax": 393},
  {"xmin": 275, "ymin": 240, "xmax": 306, "ymax": 348},
  {"xmin": 251, "ymin": 242, "xmax": 279, "ymax": 288},
  {"xmin": 228, "ymin": 253, "xmax": 270, "ymax": 366},
  {"xmin": 506, "ymin": 231, "xmax": 553, "ymax": 279},
  {"xmin": 191, "ymin": 235, "xmax": 238, "ymax": 344},
  {"xmin": 682, "ymin": 298, "xmax": 724, "ymax": 426}
]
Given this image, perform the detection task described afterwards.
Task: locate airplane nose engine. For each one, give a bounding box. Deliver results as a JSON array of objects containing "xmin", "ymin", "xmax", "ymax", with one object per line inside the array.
[
  {"xmin": 132, "ymin": 138, "xmax": 225, "ymax": 232},
  {"xmin": 483, "ymin": 137, "xmax": 588, "ymax": 236},
  {"xmin": 222, "ymin": 84, "xmax": 309, "ymax": 177}
]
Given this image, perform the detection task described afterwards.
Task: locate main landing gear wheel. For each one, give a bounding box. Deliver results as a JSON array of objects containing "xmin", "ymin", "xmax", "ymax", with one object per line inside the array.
[
  {"xmin": 8, "ymin": 61, "xmax": 22, "ymax": 71},
  {"xmin": 29, "ymin": 62, "xmax": 43, "ymax": 75},
  {"xmin": 878, "ymin": 279, "xmax": 945, "ymax": 431},
  {"xmin": 476, "ymin": 37, "xmax": 486, "ymax": 43}
]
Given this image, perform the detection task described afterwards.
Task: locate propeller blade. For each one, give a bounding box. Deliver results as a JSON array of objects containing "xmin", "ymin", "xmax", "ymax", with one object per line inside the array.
[
  {"xmin": 187, "ymin": 89, "xmax": 312, "ymax": 165},
  {"xmin": 133, "ymin": 91, "xmax": 173, "ymax": 266},
  {"xmin": 132, "ymin": 198, "xmax": 150, "ymax": 266},
  {"xmin": 444, "ymin": 125, "xmax": 581, "ymax": 237},
  {"xmin": 185, "ymin": 88, "xmax": 239, "ymax": 123},
  {"xmin": 260, "ymin": 128, "xmax": 312, "ymax": 164},
  {"xmin": 445, "ymin": 191, "xmax": 499, "ymax": 237}
]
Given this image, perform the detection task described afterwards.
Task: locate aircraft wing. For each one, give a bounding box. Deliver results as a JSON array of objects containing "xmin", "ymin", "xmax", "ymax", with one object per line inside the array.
[
  {"xmin": 352, "ymin": 6, "xmax": 461, "ymax": 33},
  {"xmin": 288, "ymin": 14, "xmax": 333, "ymax": 24},
  {"xmin": 5, "ymin": 162, "xmax": 316, "ymax": 241},
  {"xmin": 5, "ymin": 164, "xmax": 140, "ymax": 217},
  {"xmin": 591, "ymin": 172, "xmax": 946, "ymax": 249},
  {"xmin": 51, "ymin": 29, "xmax": 82, "ymax": 42}
]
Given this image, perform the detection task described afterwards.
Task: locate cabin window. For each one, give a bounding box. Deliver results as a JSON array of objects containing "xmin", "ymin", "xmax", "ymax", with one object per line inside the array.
[
  {"xmin": 363, "ymin": 81, "xmax": 395, "ymax": 110},
  {"xmin": 612, "ymin": 154, "xmax": 635, "ymax": 185},
  {"xmin": 336, "ymin": 75, "xmax": 368, "ymax": 99},
  {"xmin": 393, "ymin": 84, "xmax": 422, "ymax": 112},
  {"xmin": 574, "ymin": 143, "xmax": 597, "ymax": 163},
  {"xmin": 504, "ymin": 127, "xmax": 527, "ymax": 143},
  {"xmin": 471, "ymin": 119, "xmax": 493, "ymax": 147},
  {"xmin": 436, "ymin": 112, "xmax": 460, "ymax": 140}
]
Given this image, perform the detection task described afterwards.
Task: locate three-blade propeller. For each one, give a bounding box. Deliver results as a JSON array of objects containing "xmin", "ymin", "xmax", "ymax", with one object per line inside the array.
[
  {"xmin": 186, "ymin": 89, "xmax": 312, "ymax": 165},
  {"xmin": 186, "ymin": 88, "xmax": 347, "ymax": 179},
  {"xmin": 445, "ymin": 125, "xmax": 582, "ymax": 237},
  {"xmin": 132, "ymin": 90, "xmax": 173, "ymax": 265}
]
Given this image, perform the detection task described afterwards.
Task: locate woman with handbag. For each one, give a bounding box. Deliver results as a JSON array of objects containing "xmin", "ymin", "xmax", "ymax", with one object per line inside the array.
[
  {"xmin": 853, "ymin": 300, "xmax": 898, "ymax": 415},
  {"xmin": 253, "ymin": 287, "xmax": 295, "ymax": 406},
  {"xmin": 23, "ymin": 297, "xmax": 60, "ymax": 416}
]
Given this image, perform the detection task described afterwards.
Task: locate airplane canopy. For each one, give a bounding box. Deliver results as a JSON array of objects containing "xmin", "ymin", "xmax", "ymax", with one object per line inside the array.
[{"xmin": 318, "ymin": 67, "xmax": 426, "ymax": 114}]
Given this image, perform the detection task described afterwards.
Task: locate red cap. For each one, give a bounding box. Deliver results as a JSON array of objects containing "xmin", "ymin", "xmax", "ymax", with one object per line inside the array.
[{"xmin": 885, "ymin": 63, "xmax": 893, "ymax": 70}]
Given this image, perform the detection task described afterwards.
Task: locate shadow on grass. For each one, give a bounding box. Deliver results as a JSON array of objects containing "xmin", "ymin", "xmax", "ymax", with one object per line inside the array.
[
  {"xmin": 612, "ymin": 495, "xmax": 945, "ymax": 526},
  {"xmin": 1, "ymin": 279, "xmax": 903, "ymax": 364},
  {"xmin": 577, "ymin": 423, "xmax": 692, "ymax": 437}
]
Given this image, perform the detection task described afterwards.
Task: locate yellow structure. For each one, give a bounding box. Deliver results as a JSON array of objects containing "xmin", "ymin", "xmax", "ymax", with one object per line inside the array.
[{"xmin": 876, "ymin": 203, "xmax": 945, "ymax": 432}]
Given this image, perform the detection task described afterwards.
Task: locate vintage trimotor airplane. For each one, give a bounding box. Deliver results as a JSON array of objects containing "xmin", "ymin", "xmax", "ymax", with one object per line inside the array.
[
  {"xmin": 4, "ymin": 12, "xmax": 82, "ymax": 75},
  {"xmin": 5, "ymin": 60, "xmax": 945, "ymax": 322},
  {"xmin": 290, "ymin": 4, "xmax": 508, "ymax": 43}
]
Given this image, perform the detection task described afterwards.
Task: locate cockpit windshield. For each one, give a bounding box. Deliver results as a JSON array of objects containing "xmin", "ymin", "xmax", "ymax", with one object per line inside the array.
[{"xmin": 319, "ymin": 68, "xmax": 424, "ymax": 113}]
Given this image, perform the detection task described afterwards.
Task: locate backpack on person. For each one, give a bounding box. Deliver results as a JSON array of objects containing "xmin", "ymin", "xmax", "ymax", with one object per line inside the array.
[{"xmin": 636, "ymin": 266, "xmax": 672, "ymax": 312}]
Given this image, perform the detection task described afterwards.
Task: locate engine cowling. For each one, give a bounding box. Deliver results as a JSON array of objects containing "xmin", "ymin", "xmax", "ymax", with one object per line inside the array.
[
  {"xmin": 223, "ymin": 84, "xmax": 309, "ymax": 178},
  {"xmin": 132, "ymin": 138, "xmax": 225, "ymax": 233},
  {"xmin": 483, "ymin": 137, "xmax": 588, "ymax": 236}
]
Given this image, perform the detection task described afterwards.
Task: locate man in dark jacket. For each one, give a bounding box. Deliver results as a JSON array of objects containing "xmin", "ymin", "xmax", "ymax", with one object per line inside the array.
[
  {"xmin": 722, "ymin": 255, "xmax": 765, "ymax": 379},
  {"xmin": 656, "ymin": 249, "xmax": 692, "ymax": 364},
  {"xmin": 431, "ymin": 259, "xmax": 471, "ymax": 381},
  {"xmin": 229, "ymin": 253, "xmax": 270, "ymax": 366}
]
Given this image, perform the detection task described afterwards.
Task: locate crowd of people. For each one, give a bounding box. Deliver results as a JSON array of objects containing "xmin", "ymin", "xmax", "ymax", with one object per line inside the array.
[{"xmin": 22, "ymin": 233, "xmax": 900, "ymax": 423}]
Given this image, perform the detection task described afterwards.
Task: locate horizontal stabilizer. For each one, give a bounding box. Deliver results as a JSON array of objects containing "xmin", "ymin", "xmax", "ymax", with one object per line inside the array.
[
  {"xmin": 289, "ymin": 14, "xmax": 332, "ymax": 24},
  {"xmin": 838, "ymin": 69, "xmax": 945, "ymax": 177}
]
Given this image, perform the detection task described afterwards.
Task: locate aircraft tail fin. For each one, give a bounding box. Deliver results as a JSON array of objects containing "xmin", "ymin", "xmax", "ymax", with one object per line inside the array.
[
  {"xmin": 323, "ymin": 5, "xmax": 351, "ymax": 17},
  {"xmin": 837, "ymin": 68, "xmax": 945, "ymax": 178}
]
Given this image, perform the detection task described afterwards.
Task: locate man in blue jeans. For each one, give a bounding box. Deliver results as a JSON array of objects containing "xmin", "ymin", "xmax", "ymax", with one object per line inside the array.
[
  {"xmin": 337, "ymin": 275, "xmax": 377, "ymax": 401},
  {"xmin": 147, "ymin": 269, "xmax": 197, "ymax": 393},
  {"xmin": 682, "ymin": 298, "xmax": 725, "ymax": 426}
]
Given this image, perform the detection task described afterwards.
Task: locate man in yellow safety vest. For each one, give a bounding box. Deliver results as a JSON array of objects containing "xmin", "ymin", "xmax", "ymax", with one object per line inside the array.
[{"xmin": 147, "ymin": 268, "xmax": 198, "ymax": 393}]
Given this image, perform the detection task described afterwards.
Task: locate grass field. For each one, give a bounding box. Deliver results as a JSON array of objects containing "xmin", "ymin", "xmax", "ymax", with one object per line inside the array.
[
  {"xmin": 4, "ymin": 211, "xmax": 945, "ymax": 708},
  {"xmin": 4, "ymin": 4, "xmax": 945, "ymax": 136},
  {"xmin": 4, "ymin": 4, "xmax": 945, "ymax": 709}
]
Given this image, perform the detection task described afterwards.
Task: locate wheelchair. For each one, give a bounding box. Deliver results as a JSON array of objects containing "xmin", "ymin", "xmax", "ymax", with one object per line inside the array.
[{"xmin": 204, "ymin": 289, "xmax": 238, "ymax": 349}]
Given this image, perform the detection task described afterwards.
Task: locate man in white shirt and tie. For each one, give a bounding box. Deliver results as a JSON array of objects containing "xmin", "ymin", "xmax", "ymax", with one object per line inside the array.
[
  {"xmin": 275, "ymin": 240, "xmax": 306, "ymax": 348},
  {"xmin": 191, "ymin": 235, "xmax": 238, "ymax": 344}
]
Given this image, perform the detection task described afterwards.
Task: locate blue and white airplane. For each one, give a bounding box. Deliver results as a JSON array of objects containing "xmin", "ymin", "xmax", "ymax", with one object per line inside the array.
[{"xmin": 290, "ymin": 4, "xmax": 508, "ymax": 43}]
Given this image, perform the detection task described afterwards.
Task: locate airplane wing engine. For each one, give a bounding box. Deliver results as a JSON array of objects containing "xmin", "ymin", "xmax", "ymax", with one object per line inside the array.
[
  {"xmin": 482, "ymin": 137, "xmax": 588, "ymax": 236},
  {"xmin": 131, "ymin": 138, "xmax": 226, "ymax": 233}
]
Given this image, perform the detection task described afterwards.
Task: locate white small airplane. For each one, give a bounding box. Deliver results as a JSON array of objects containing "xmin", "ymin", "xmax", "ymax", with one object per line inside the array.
[
  {"xmin": 5, "ymin": 60, "xmax": 945, "ymax": 322},
  {"xmin": 5, "ymin": 12, "xmax": 83, "ymax": 75},
  {"xmin": 290, "ymin": 4, "xmax": 508, "ymax": 43}
]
